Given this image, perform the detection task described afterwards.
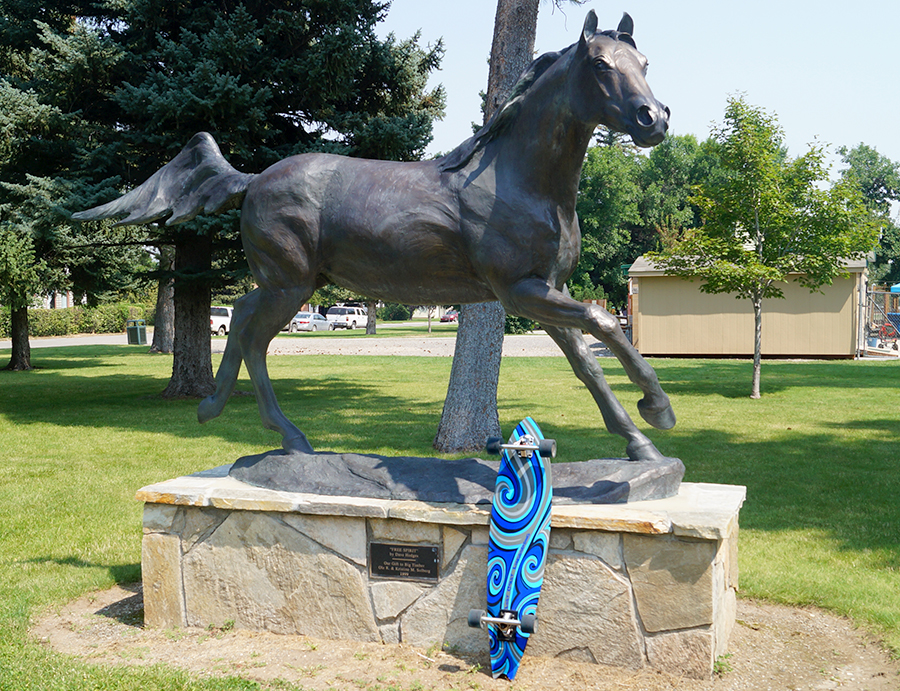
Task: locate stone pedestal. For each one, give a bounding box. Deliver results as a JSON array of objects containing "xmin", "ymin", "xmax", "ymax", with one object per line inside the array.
[{"xmin": 137, "ymin": 465, "xmax": 745, "ymax": 679}]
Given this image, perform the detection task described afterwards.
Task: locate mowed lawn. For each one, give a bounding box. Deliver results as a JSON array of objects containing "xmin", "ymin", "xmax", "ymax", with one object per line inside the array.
[{"xmin": 0, "ymin": 342, "xmax": 898, "ymax": 688}]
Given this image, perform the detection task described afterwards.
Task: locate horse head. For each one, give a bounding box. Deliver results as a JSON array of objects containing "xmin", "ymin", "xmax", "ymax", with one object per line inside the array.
[{"xmin": 577, "ymin": 10, "xmax": 669, "ymax": 147}]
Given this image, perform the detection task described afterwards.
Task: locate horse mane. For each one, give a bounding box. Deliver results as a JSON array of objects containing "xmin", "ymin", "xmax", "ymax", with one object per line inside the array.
[{"xmin": 438, "ymin": 45, "xmax": 574, "ymax": 173}]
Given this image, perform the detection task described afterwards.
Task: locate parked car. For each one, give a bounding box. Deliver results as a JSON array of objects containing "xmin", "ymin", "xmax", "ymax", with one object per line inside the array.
[
  {"xmin": 210, "ymin": 306, "xmax": 233, "ymax": 335},
  {"xmin": 440, "ymin": 310, "xmax": 459, "ymax": 322},
  {"xmin": 288, "ymin": 311, "xmax": 328, "ymax": 332},
  {"xmin": 326, "ymin": 305, "xmax": 367, "ymax": 330}
]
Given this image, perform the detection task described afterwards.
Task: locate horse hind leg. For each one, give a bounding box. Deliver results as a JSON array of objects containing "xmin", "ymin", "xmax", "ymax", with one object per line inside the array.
[
  {"xmin": 503, "ymin": 278, "xmax": 675, "ymax": 431},
  {"xmin": 198, "ymin": 289, "xmax": 258, "ymax": 425},
  {"xmin": 237, "ymin": 285, "xmax": 314, "ymax": 453},
  {"xmin": 542, "ymin": 324, "xmax": 666, "ymax": 462}
]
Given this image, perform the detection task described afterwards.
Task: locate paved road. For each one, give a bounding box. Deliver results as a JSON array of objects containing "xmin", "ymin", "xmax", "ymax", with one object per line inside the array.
[{"xmin": 0, "ymin": 325, "xmax": 612, "ymax": 358}]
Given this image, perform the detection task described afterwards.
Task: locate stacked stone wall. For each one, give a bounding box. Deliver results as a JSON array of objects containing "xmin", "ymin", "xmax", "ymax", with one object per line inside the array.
[{"xmin": 139, "ymin": 472, "xmax": 744, "ymax": 679}]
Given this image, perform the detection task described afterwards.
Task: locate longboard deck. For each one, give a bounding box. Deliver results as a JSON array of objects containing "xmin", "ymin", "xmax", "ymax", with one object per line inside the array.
[{"xmin": 486, "ymin": 417, "xmax": 553, "ymax": 680}]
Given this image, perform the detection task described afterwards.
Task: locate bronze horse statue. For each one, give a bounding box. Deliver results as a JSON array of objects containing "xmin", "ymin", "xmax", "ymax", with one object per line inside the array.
[{"xmin": 75, "ymin": 10, "xmax": 675, "ymax": 462}]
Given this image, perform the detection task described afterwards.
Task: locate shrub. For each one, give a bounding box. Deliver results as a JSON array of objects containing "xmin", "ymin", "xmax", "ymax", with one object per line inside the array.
[
  {"xmin": 378, "ymin": 303, "xmax": 411, "ymax": 321},
  {"xmin": 0, "ymin": 302, "xmax": 152, "ymax": 338},
  {"xmin": 504, "ymin": 314, "xmax": 537, "ymax": 335},
  {"xmin": 29, "ymin": 308, "xmax": 77, "ymax": 337},
  {"xmin": 569, "ymin": 283, "xmax": 607, "ymax": 303}
]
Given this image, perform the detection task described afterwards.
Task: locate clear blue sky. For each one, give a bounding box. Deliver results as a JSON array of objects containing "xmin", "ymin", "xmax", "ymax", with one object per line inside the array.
[{"xmin": 378, "ymin": 0, "xmax": 900, "ymax": 171}]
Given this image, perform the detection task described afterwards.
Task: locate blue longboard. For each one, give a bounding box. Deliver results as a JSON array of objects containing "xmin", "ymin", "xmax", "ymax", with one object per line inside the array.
[{"xmin": 468, "ymin": 417, "xmax": 555, "ymax": 680}]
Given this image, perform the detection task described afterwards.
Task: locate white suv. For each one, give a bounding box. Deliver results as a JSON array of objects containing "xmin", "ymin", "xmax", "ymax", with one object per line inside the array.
[
  {"xmin": 210, "ymin": 306, "xmax": 233, "ymax": 335},
  {"xmin": 326, "ymin": 305, "xmax": 367, "ymax": 330}
]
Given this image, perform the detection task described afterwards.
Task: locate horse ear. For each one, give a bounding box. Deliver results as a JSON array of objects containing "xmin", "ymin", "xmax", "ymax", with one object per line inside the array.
[
  {"xmin": 581, "ymin": 9, "xmax": 598, "ymax": 45},
  {"xmin": 617, "ymin": 12, "xmax": 634, "ymax": 36}
]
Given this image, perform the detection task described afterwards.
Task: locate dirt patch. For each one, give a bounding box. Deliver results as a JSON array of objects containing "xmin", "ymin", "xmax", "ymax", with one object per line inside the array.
[{"xmin": 31, "ymin": 584, "xmax": 899, "ymax": 690}]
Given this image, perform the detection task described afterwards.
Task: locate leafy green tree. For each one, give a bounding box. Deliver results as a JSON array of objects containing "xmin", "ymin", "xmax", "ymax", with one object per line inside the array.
[
  {"xmin": 838, "ymin": 143, "xmax": 900, "ymax": 286},
  {"xmin": 571, "ymin": 132, "xmax": 643, "ymax": 307},
  {"xmin": 638, "ymin": 133, "xmax": 724, "ymax": 246},
  {"xmin": 0, "ymin": 221, "xmax": 41, "ymax": 369},
  {"xmin": 571, "ymin": 132, "xmax": 724, "ymax": 309},
  {"xmin": 649, "ymin": 96, "xmax": 879, "ymax": 398}
]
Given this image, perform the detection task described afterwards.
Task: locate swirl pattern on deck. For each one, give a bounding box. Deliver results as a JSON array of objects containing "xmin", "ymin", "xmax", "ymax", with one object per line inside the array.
[{"xmin": 486, "ymin": 416, "xmax": 553, "ymax": 680}]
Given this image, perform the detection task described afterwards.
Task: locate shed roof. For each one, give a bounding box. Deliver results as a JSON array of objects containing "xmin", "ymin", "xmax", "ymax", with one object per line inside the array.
[{"xmin": 628, "ymin": 255, "xmax": 868, "ymax": 277}]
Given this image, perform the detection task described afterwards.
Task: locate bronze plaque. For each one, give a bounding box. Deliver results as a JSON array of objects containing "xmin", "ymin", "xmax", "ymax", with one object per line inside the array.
[{"xmin": 369, "ymin": 542, "xmax": 439, "ymax": 582}]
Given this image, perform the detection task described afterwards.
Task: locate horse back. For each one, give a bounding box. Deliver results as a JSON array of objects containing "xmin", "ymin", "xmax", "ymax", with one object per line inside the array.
[{"xmin": 240, "ymin": 154, "xmax": 496, "ymax": 303}]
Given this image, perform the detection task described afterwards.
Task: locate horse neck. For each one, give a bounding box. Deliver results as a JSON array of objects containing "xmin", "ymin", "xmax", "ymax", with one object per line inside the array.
[{"xmin": 490, "ymin": 58, "xmax": 596, "ymax": 207}]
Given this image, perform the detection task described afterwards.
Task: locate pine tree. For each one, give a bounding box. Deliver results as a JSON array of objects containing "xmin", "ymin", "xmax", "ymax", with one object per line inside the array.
[
  {"xmin": 0, "ymin": 2, "xmax": 144, "ymax": 369},
  {"xmin": 2, "ymin": 0, "xmax": 444, "ymax": 387}
]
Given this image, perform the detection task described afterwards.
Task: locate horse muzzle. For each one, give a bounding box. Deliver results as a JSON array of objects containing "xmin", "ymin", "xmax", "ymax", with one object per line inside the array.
[{"xmin": 629, "ymin": 100, "xmax": 669, "ymax": 148}]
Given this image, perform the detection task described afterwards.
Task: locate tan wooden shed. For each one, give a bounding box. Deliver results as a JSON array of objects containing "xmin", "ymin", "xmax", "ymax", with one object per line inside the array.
[{"xmin": 628, "ymin": 257, "xmax": 867, "ymax": 359}]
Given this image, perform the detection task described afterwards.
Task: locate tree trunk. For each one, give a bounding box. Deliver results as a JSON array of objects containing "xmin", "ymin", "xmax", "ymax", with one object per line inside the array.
[
  {"xmin": 161, "ymin": 234, "xmax": 215, "ymax": 398},
  {"xmin": 434, "ymin": 0, "xmax": 540, "ymax": 453},
  {"xmin": 366, "ymin": 300, "xmax": 377, "ymax": 335},
  {"xmin": 751, "ymin": 296, "xmax": 762, "ymax": 399},
  {"xmin": 434, "ymin": 302, "xmax": 506, "ymax": 451},
  {"xmin": 3, "ymin": 305, "xmax": 32, "ymax": 371},
  {"xmin": 149, "ymin": 244, "xmax": 175, "ymax": 354},
  {"xmin": 484, "ymin": 0, "xmax": 541, "ymax": 119}
]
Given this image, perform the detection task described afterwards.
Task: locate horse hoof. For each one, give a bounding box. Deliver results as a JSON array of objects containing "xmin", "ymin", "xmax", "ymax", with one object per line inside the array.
[
  {"xmin": 283, "ymin": 433, "xmax": 314, "ymax": 454},
  {"xmin": 638, "ymin": 398, "xmax": 676, "ymax": 430},
  {"xmin": 626, "ymin": 438, "xmax": 665, "ymax": 463}
]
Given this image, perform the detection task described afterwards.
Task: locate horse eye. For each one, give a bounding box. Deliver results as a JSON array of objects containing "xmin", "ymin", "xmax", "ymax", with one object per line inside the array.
[{"xmin": 594, "ymin": 59, "xmax": 612, "ymax": 71}]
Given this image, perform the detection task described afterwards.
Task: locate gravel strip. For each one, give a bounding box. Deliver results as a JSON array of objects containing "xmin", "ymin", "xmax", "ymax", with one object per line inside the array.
[{"xmin": 249, "ymin": 331, "xmax": 613, "ymax": 358}]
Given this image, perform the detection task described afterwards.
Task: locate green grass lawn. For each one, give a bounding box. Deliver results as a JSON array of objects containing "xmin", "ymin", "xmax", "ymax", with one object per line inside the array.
[{"xmin": 0, "ymin": 344, "xmax": 898, "ymax": 688}]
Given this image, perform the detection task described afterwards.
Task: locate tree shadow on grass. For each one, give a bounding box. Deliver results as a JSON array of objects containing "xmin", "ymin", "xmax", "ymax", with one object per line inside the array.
[
  {"xmin": 17, "ymin": 345, "xmax": 156, "ymax": 371},
  {"xmin": 0, "ymin": 359, "xmax": 453, "ymax": 458}
]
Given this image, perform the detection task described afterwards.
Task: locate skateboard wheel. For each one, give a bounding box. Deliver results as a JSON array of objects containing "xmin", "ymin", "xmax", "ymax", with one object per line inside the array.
[
  {"xmin": 485, "ymin": 437, "xmax": 502, "ymax": 455},
  {"xmin": 468, "ymin": 608, "xmax": 485, "ymax": 628},
  {"xmin": 539, "ymin": 439, "xmax": 556, "ymax": 458},
  {"xmin": 520, "ymin": 613, "xmax": 537, "ymax": 634}
]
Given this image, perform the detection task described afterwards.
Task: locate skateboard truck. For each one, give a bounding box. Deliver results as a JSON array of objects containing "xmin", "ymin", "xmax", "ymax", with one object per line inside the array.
[
  {"xmin": 485, "ymin": 434, "xmax": 557, "ymax": 459},
  {"xmin": 467, "ymin": 608, "xmax": 538, "ymax": 638}
]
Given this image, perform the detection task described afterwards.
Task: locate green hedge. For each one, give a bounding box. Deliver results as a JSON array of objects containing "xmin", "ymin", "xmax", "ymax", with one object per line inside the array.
[
  {"xmin": 0, "ymin": 303, "xmax": 155, "ymax": 339},
  {"xmin": 504, "ymin": 314, "xmax": 537, "ymax": 335},
  {"xmin": 377, "ymin": 303, "xmax": 412, "ymax": 321}
]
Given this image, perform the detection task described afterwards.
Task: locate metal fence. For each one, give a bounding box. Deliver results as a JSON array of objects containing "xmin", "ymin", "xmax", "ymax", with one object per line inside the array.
[{"xmin": 865, "ymin": 290, "xmax": 900, "ymax": 351}]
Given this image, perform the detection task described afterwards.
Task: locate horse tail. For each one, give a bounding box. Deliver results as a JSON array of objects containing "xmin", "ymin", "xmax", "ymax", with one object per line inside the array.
[{"xmin": 71, "ymin": 132, "xmax": 256, "ymax": 227}]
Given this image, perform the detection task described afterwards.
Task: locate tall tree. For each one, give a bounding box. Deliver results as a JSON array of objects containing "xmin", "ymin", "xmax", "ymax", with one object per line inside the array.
[
  {"xmin": 0, "ymin": 3, "xmax": 143, "ymax": 369},
  {"xmin": 838, "ymin": 143, "xmax": 900, "ymax": 286},
  {"xmin": 433, "ymin": 0, "xmax": 540, "ymax": 453},
  {"xmin": 638, "ymin": 133, "xmax": 722, "ymax": 243},
  {"xmin": 649, "ymin": 96, "xmax": 879, "ymax": 398}
]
